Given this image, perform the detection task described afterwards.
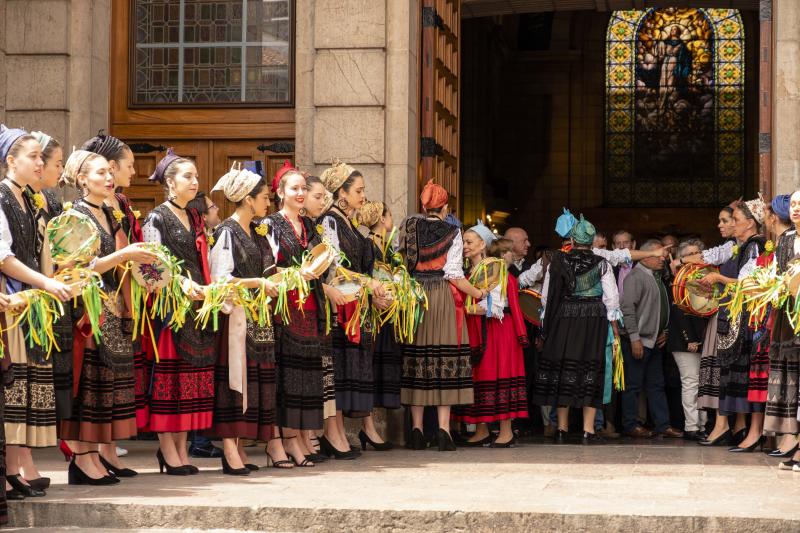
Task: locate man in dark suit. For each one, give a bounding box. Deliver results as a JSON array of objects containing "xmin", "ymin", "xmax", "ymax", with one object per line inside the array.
[{"xmin": 505, "ymin": 227, "xmax": 532, "ymax": 277}]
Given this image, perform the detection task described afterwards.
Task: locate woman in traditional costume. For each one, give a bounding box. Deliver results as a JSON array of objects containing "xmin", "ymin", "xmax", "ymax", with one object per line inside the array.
[
  {"xmin": 265, "ymin": 164, "xmax": 327, "ymax": 467},
  {"xmin": 765, "ymin": 191, "xmax": 800, "ymax": 467},
  {"xmin": 208, "ymin": 165, "xmax": 280, "ymax": 475},
  {"xmin": 142, "ymin": 149, "xmax": 216, "ymax": 475},
  {"xmin": 399, "ymin": 180, "xmax": 484, "ymax": 451},
  {"xmin": 356, "ymin": 200, "xmax": 401, "ymax": 450},
  {"xmin": 454, "ymin": 225, "xmax": 529, "ymax": 447},
  {"xmin": 532, "ymin": 212, "xmax": 621, "ymax": 445},
  {"xmin": 0, "ymin": 125, "xmax": 71, "ymax": 498},
  {"xmin": 318, "ymin": 161, "xmax": 389, "ymax": 458},
  {"xmin": 694, "ymin": 199, "xmax": 766, "ymax": 449},
  {"xmin": 59, "ymin": 150, "xmax": 156, "ymax": 484}
]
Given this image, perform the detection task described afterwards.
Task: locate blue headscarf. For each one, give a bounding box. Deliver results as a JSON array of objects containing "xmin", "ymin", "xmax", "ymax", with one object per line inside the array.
[
  {"xmin": 569, "ymin": 215, "xmax": 596, "ymax": 245},
  {"xmin": 555, "ymin": 208, "xmax": 578, "ymax": 238},
  {"xmin": 0, "ymin": 124, "xmax": 28, "ymax": 163},
  {"xmin": 468, "ymin": 222, "xmax": 497, "ymax": 247},
  {"xmin": 772, "ymin": 194, "xmax": 790, "ymax": 221},
  {"xmin": 444, "ymin": 213, "xmax": 463, "ymax": 228}
]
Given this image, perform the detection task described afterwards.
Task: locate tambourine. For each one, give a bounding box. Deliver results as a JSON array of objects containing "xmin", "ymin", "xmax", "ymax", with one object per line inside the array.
[
  {"xmin": 518, "ymin": 289, "xmax": 543, "ymax": 327},
  {"xmin": 672, "ymin": 263, "xmax": 719, "ymax": 317},
  {"xmin": 47, "ymin": 210, "xmax": 100, "ymax": 266},
  {"xmin": 302, "ymin": 241, "xmax": 336, "ymax": 278},
  {"xmin": 131, "ymin": 243, "xmax": 180, "ymax": 293},
  {"xmin": 330, "ymin": 268, "xmax": 369, "ymax": 304},
  {"xmin": 784, "ymin": 258, "xmax": 800, "ymax": 297},
  {"xmin": 469, "ymin": 257, "xmax": 505, "ymax": 292}
]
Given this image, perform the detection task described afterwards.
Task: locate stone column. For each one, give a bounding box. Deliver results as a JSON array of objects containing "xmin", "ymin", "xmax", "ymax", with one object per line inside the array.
[
  {"xmin": 774, "ymin": 0, "xmax": 800, "ymax": 193},
  {"xmin": 295, "ymin": 0, "xmax": 419, "ymax": 220},
  {"xmin": 0, "ymin": 0, "xmax": 108, "ymax": 147}
]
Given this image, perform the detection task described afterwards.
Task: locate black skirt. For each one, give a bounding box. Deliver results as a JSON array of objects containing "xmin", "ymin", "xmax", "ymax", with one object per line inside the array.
[{"xmin": 372, "ymin": 328, "xmax": 401, "ymax": 409}]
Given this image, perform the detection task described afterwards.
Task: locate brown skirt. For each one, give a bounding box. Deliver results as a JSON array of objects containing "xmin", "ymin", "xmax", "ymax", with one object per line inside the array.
[{"xmin": 400, "ymin": 278, "xmax": 473, "ymax": 406}]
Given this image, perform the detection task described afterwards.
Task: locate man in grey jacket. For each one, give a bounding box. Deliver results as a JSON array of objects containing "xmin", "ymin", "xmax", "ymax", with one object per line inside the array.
[{"xmin": 620, "ymin": 240, "xmax": 684, "ymax": 439}]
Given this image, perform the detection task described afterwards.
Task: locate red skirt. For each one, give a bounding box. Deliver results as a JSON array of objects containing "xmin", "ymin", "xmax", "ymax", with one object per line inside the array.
[
  {"xmin": 748, "ymin": 314, "xmax": 772, "ymax": 404},
  {"xmin": 453, "ymin": 315, "xmax": 528, "ymax": 423},
  {"xmin": 148, "ymin": 329, "xmax": 214, "ymax": 433},
  {"xmin": 133, "ymin": 327, "xmax": 152, "ymax": 430}
]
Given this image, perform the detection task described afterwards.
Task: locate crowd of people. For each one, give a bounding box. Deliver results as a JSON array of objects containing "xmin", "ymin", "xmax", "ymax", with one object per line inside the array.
[{"xmin": 0, "ymin": 123, "xmax": 798, "ymax": 525}]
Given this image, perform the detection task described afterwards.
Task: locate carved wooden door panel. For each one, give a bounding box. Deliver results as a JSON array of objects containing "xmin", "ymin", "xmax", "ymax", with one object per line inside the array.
[{"xmin": 420, "ymin": 0, "xmax": 460, "ymax": 213}]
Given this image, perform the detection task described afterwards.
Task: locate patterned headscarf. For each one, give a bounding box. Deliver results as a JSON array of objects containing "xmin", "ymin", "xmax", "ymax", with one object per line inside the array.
[
  {"xmin": 320, "ymin": 159, "xmax": 356, "ymax": 195},
  {"xmin": 31, "ymin": 131, "xmax": 52, "ymax": 152},
  {"xmin": 741, "ymin": 196, "xmax": 766, "ymax": 225},
  {"xmin": 569, "ymin": 214, "xmax": 596, "ymax": 245},
  {"xmin": 211, "ymin": 163, "xmax": 263, "ymax": 203},
  {"xmin": 82, "ymin": 130, "xmax": 127, "ymax": 161},
  {"xmin": 61, "ymin": 149, "xmax": 98, "ymax": 187},
  {"xmin": 0, "ymin": 124, "xmax": 29, "ymax": 162},
  {"xmin": 357, "ymin": 200, "xmax": 385, "ymax": 228}
]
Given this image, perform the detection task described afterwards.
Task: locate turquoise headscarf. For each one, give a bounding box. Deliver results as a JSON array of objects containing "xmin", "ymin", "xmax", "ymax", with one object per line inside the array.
[
  {"xmin": 569, "ymin": 215, "xmax": 596, "ymax": 245},
  {"xmin": 555, "ymin": 208, "xmax": 577, "ymax": 238}
]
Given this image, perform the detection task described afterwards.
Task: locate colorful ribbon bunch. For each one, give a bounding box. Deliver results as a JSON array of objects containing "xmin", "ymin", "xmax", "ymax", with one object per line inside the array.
[
  {"xmin": 3, "ymin": 289, "xmax": 65, "ymax": 358},
  {"xmin": 464, "ymin": 257, "xmax": 508, "ymax": 318}
]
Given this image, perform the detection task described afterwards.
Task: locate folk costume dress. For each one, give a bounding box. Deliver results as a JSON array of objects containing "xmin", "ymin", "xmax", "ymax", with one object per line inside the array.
[
  {"xmin": 0, "ymin": 182, "xmax": 57, "ymax": 448},
  {"xmin": 453, "ymin": 274, "xmax": 529, "ymax": 423},
  {"xmin": 0, "ymin": 210, "xmax": 17, "ymax": 526},
  {"xmin": 398, "ymin": 215, "xmax": 473, "ymax": 406},
  {"xmin": 59, "ymin": 203, "xmax": 137, "ymax": 443},
  {"xmin": 208, "ymin": 218, "xmax": 277, "ymax": 441},
  {"xmin": 532, "ymin": 249, "xmax": 621, "ymax": 409},
  {"xmin": 265, "ymin": 212, "xmax": 326, "ymax": 430},
  {"xmin": 696, "ymin": 240, "xmax": 735, "ymax": 410},
  {"xmin": 715, "ymin": 235, "xmax": 765, "ymax": 415},
  {"xmin": 367, "ymin": 231, "xmax": 402, "ymax": 410},
  {"xmin": 765, "ymin": 229, "xmax": 800, "ymax": 434},
  {"xmin": 142, "ymin": 204, "xmax": 216, "ymax": 432},
  {"xmin": 322, "ymin": 207, "xmax": 376, "ymax": 417}
]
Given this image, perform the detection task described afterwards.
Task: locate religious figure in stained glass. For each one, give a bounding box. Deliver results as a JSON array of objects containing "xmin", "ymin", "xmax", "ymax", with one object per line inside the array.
[{"xmin": 606, "ymin": 8, "xmax": 744, "ymax": 206}]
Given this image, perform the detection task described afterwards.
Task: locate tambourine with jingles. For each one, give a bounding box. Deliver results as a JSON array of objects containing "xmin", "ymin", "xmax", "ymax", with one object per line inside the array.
[
  {"xmin": 47, "ymin": 210, "xmax": 100, "ymax": 266},
  {"xmin": 672, "ymin": 263, "xmax": 720, "ymax": 317},
  {"xmin": 518, "ymin": 289, "xmax": 543, "ymax": 327}
]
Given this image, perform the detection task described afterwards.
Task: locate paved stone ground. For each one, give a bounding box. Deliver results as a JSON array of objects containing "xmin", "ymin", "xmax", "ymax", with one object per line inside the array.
[{"xmin": 6, "ymin": 438, "xmax": 800, "ymax": 531}]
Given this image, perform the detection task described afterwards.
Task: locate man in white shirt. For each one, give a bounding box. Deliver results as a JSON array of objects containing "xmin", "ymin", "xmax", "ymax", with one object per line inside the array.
[
  {"xmin": 504, "ymin": 227, "xmax": 531, "ymax": 277},
  {"xmin": 612, "ymin": 229, "xmax": 636, "ymax": 299}
]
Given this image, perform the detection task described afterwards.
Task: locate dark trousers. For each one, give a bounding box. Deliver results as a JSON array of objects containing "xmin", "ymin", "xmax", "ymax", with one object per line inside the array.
[{"xmin": 621, "ymin": 339, "xmax": 670, "ymax": 433}]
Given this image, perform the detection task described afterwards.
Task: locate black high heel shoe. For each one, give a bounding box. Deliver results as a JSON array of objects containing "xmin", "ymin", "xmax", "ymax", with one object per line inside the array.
[
  {"xmin": 698, "ymin": 429, "xmax": 732, "ymax": 446},
  {"xmin": 6, "ymin": 474, "xmax": 46, "ymax": 496},
  {"xmin": 67, "ymin": 453, "xmax": 119, "ymax": 486},
  {"xmin": 318, "ymin": 435, "xmax": 358, "ymax": 460},
  {"xmin": 358, "ymin": 430, "xmax": 394, "ymax": 451},
  {"xmin": 99, "ymin": 455, "xmax": 138, "ymax": 478},
  {"xmin": 407, "ymin": 428, "xmax": 427, "ymax": 450},
  {"xmin": 732, "ymin": 428, "xmax": 748, "ymax": 446},
  {"xmin": 156, "ymin": 449, "xmax": 191, "ymax": 476},
  {"xmin": 437, "ymin": 429, "xmax": 456, "ymax": 451},
  {"xmin": 729, "ymin": 436, "xmax": 765, "ymax": 453},
  {"xmin": 582, "ymin": 431, "xmax": 605, "ymax": 445},
  {"xmin": 264, "ymin": 440, "xmax": 294, "ymax": 469},
  {"xmin": 221, "ymin": 455, "xmax": 251, "ymax": 476},
  {"xmin": 768, "ymin": 444, "xmax": 799, "ymax": 458},
  {"xmin": 26, "ymin": 477, "xmax": 50, "ymax": 490},
  {"xmin": 6, "ymin": 487, "xmax": 25, "ymax": 501},
  {"xmin": 554, "ymin": 429, "xmax": 568, "ymax": 445}
]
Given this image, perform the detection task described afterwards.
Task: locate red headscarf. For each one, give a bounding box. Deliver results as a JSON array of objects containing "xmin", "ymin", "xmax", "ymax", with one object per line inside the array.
[
  {"xmin": 272, "ymin": 160, "xmax": 298, "ymax": 194},
  {"xmin": 420, "ymin": 179, "xmax": 448, "ymax": 210}
]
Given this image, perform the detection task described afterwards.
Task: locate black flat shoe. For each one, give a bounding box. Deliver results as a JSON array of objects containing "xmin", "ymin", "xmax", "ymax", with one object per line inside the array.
[
  {"xmin": 244, "ymin": 463, "xmax": 260, "ymax": 471},
  {"xmin": 318, "ymin": 435, "xmax": 359, "ymax": 460},
  {"xmin": 462, "ymin": 435, "xmax": 493, "ymax": 447},
  {"xmin": 358, "ymin": 430, "xmax": 394, "ymax": 451},
  {"xmin": 6, "ymin": 474, "xmax": 46, "ymax": 496},
  {"xmin": 156, "ymin": 450, "xmax": 191, "ymax": 476},
  {"xmin": 554, "ymin": 429, "xmax": 568, "ymax": 445},
  {"xmin": 305, "ymin": 453, "xmax": 328, "ymax": 463},
  {"xmin": 437, "ymin": 429, "xmax": 456, "ymax": 451},
  {"xmin": 490, "ymin": 437, "xmax": 516, "ymax": 448},
  {"xmin": 778, "ymin": 459, "xmax": 798, "ymax": 471},
  {"xmin": 26, "ymin": 477, "xmax": 50, "ymax": 490},
  {"xmin": 698, "ymin": 429, "xmax": 732, "ymax": 446},
  {"xmin": 6, "ymin": 488, "xmax": 25, "ymax": 501},
  {"xmin": 582, "ymin": 431, "xmax": 605, "ymax": 445},
  {"xmin": 221, "ymin": 455, "xmax": 250, "ymax": 476},
  {"xmin": 682, "ymin": 431, "xmax": 707, "ymax": 442},
  {"xmin": 99, "ymin": 455, "xmax": 138, "ymax": 478},
  {"xmin": 768, "ymin": 444, "xmax": 799, "ymax": 458},
  {"xmin": 188, "ymin": 442, "xmax": 223, "ymax": 459},
  {"xmin": 407, "ymin": 428, "xmax": 427, "ymax": 451}
]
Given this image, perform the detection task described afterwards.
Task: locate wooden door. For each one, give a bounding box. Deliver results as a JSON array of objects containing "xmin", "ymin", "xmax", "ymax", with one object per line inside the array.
[{"xmin": 420, "ymin": 0, "xmax": 461, "ymax": 212}]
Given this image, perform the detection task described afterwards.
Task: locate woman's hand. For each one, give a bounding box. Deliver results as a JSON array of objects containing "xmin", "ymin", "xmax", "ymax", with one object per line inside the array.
[
  {"xmin": 698, "ymin": 272, "xmax": 720, "ymax": 287},
  {"xmin": 370, "ymin": 279, "xmax": 386, "ymax": 299},
  {"xmin": 43, "ymin": 278, "xmax": 73, "ymax": 302},
  {"xmin": 687, "ymin": 341, "xmax": 701, "ymax": 353},
  {"xmin": 373, "ymin": 294, "xmax": 390, "ymax": 310},
  {"xmin": 260, "ymin": 279, "xmax": 280, "ymax": 298},
  {"xmin": 324, "ymin": 284, "xmax": 349, "ymax": 307},
  {"xmin": 122, "ymin": 243, "xmax": 158, "ymax": 264},
  {"xmin": 299, "ymin": 267, "xmax": 317, "ymax": 281},
  {"xmin": 0, "ymin": 293, "xmax": 10, "ymax": 311}
]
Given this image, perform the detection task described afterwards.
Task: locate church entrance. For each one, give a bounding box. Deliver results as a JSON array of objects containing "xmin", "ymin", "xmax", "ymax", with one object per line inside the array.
[{"xmin": 454, "ymin": 2, "xmax": 762, "ymax": 247}]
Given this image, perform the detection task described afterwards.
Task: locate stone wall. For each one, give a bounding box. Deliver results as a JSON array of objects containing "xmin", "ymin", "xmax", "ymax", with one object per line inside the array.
[
  {"xmin": 295, "ymin": 0, "xmax": 419, "ymax": 220},
  {"xmin": 775, "ymin": 0, "xmax": 800, "ymax": 193},
  {"xmin": 0, "ymin": 0, "xmax": 109, "ymax": 147}
]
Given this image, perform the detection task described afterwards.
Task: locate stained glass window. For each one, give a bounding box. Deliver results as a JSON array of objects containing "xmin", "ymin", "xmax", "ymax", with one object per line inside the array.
[
  {"xmin": 132, "ymin": 0, "xmax": 292, "ymax": 105},
  {"xmin": 605, "ymin": 8, "xmax": 744, "ymax": 206}
]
